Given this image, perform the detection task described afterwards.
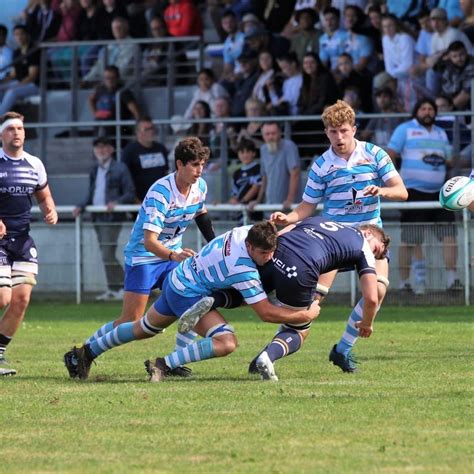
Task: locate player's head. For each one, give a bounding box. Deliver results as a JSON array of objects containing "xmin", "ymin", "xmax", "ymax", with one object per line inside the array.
[
  {"xmin": 412, "ymin": 97, "xmax": 437, "ymax": 127},
  {"xmin": 174, "ymin": 137, "xmax": 210, "ymax": 184},
  {"xmin": 245, "ymin": 220, "xmax": 278, "ymax": 266},
  {"xmin": 0, "ymin": 111, "xmax": 25, "ymax": 153},
  {"xmin": 359, "ymin": 224, "xmax": 390, "ymax": 259},
  {"xmin": 237, "ymin": 139, "xmax": 257, "ymax": 165},
  {"xmin": 322, "ymin": 100, "xmax": 357, "ymax": 156}
]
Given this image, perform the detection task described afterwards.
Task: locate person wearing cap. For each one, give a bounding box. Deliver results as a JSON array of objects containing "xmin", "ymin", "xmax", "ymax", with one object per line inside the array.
[
  {"xmin": 427, "ymin": 7, "xmax": 472, "ymax": 94},
  {"xmin": 241, "ymin": 12, "xmax": 263, "ymax": 35},
  {"xmin": 221, "ymin": 10, "xmax": 246, "ymax": 82},
  {"xmin": 0, "ymin": 111, "xmax": 58, "ymax": 376},
  {"xmin": 72, "ymin": 137, "xmax": 136, "ymax": 301}
]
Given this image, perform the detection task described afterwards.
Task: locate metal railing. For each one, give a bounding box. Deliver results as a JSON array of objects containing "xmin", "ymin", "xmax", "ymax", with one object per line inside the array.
[{"xmin": 30, "ymin": 202, "xmax": 472, "ymax": 306}]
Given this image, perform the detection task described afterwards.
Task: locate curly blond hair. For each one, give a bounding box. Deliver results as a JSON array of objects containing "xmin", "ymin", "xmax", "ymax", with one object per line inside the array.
[{"xmin": 321, "ymin": 100, "xmax": 356, "ymax": 128}]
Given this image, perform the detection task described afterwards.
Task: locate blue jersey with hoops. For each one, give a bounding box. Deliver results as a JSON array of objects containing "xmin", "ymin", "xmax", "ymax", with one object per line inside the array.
[
  {"xmin": 124, "ymin": 173, "xmax": 207, "ymax": 266},
  {"xmin": 169, "ymin": 225, "xmax": 267, "ymax": 304},
  {"xmin": 0, "ymin": 149, "xmax": 48, "ymax": 237},
  {"xmin": 303, "ymin": 140, "xmax": 399, "ymax": 227}
]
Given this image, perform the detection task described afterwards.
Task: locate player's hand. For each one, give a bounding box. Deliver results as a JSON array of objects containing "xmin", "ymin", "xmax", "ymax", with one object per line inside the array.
[
  {"xmin": 362, "ymin": 185, "xmax": 381, "ymax": 197},
  {"xmin": 0, "ymin": 220, "xmax": 6, "ymax": 239},
  {"xmin": 355, "ymin": 320, "xmax": 373, "ymax": 337},
  {"xmin": 173, "ymin": 248, "xmax": 195, "ymax": 262},
  {"xmin": 44, "ymin": 209, "xmax": 58, "ymax": 225},
  {"xmin": 306, "ymin": 300, "xmax": 320, "ymax": 321},
  {"xmin": 270, "ymin": 211, "xmax": 289, "ymax": 226}
]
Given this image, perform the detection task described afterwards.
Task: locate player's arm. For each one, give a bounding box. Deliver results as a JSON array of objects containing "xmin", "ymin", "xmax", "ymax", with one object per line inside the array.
[
  {"xmin": 363, "ymin": 175, "xmax": 408, "ymax": 201},
  {"xmin": 271, "ymin": 200, "xmax": 315, "ymax": 226},
  {"xmin": 0, "ymin": 219, "xmax": 6, "ymax": 238},
  {"xmin": 194, "ymin": 211, "xmax": 215, "ymax": 243},
  {"xmin": 354, "ymin": 273, "xmax": 379, "ymax": 337},
  {"xmin": 250, "ymin": 298, "xmax": 320, "ymax": 325},
  {"xmin": 35, "ymin": 185, "xmax": 58, "ymax": 225},
  {"xmin": 283, "ymin": 167, "xmax": 301, "ymax": 210},
  {"xmin": 143, "ymin": 230, "xmax": 194, "ymax": 263}
]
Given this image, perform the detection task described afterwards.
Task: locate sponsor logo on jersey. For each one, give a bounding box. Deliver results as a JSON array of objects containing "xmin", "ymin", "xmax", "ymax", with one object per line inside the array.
[
  {"xmin": 0, "ymin": 185, "xmax": 34, "ymax": 194},
  {"xmin": 422, "ymin": 153, "xmax": 444, "ymax": 168},
  {"xmin": 344, "ymin": 187, "xmax": 363, "ymax": 214},
  {"xmin": 303, "ymin": 227, "xmax": 324, "ymax": 240},
  {"xmin": 0, "ymin": 172, "xmax": 7, "ymax": 178},
  {"xmin": 272, "ymin": 257, "xmax": 298, "ymax": 278}
]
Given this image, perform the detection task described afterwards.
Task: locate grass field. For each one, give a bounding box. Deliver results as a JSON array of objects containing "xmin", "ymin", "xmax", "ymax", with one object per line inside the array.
[{"xmin": 1, "ymin": 303, "xmax": 473, "ymax": 473}]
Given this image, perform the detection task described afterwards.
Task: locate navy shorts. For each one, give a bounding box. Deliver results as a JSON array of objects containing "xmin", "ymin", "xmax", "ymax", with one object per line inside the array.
[
  {"xmin": 0, "ymin": 234, "xmax": 38, "ymax": 273},
  {"xmin": 124, "ymin": 260, "xmax": 179, "ymax": 294}
]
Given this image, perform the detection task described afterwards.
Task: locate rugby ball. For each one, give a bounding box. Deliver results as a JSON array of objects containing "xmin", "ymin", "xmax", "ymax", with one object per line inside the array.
[{"xmin": 439, "ymin": 176, "xmax": 474, "ymax": 210}]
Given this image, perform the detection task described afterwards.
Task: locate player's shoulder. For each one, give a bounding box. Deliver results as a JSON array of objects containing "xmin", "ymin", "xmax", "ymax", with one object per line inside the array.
[
  {"xmin": 22, "ymin": 150, "xmax": 46, "ymax": 170},
  {"xmin": 196, "ymin": 176, "xmax": 207, "ymax": 193},
  {"xmin": 359, "ymin": 141, "xmax": 388, "ymax": 160}
]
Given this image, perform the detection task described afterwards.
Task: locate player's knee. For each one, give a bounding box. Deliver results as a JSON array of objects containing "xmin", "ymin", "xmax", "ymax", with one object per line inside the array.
[
  {"xmin": 0, "ymin": 291, "xmax": 11, "ymax": 308},
  {"xmin": 206, "ymin": 324, "xmax": 237, "ymax": 356},
  {"xmin": 377, "ymin": 276, "xmax": 389, "ymax": 303}
]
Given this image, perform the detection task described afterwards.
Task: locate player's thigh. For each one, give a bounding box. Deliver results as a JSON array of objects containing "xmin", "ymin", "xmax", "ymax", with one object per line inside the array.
[{"xmin": 10, "ymin": 274, "xmax": 34, "ymax": 308}]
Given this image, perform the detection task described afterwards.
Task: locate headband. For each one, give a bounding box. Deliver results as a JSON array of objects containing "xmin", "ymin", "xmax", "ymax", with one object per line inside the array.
[{"xmin": 0, "ymin": 118, "xmax": 24, "ymax": 133}]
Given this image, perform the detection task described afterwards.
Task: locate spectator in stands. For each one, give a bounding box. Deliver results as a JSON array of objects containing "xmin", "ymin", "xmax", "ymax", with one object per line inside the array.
[
  {"xmin": 290, "ymin": 8, "xmax": 321, "ymax": 64},
  {"xmin": 435, "ymin": 94, "xmax": 471, "ymax": 150},
  {"xmin": 83, "ymin": 16, "xmax": 138, "ymax": 83},
  {"xmin": 26, "ymin": 0, "xmax": 62, "ymax": 44},
  {"xmin": 141, "ymin": 15, "xmax": 169, "ymax": 84},
  {"xmin": 209, "ymin": 95, "xmax": 233, "ymax": 163},
  {"xmin": 0, "ymin": 25, "xmax": 13, "ymax": 81},
  {"xmin": 334, "ymin": 52, "xmax": 371, "ymax": 112},
  {"xmin": 0, "ymin": 26, "xmax": 40, "ymax": 117},
  {"xmin": 184, "ymin": 68, "xmax": 229, "ymax": 119},
  {"xmin": 259, "ymin": 0, "xmax": 296, "ymax": 34},
  {"xmin": 88, "ymin": 65, "xmax": 140, "ymax": 140},
  {"xmin": 361, "ymin": 87, "xmax": 402, "ymax": 145},
  {"xmin": 241, "ymin": 12, "xmax": 263, "ymax": 35},
  {"xmin": 427, "ymin": 7, "xmax": 472, "ymax": 95},
  {"xmin": 438, "ymin": 0, "xmax": 465, "ymax": 27},
  {"xmin": 342, "ymin": 86, "xmax": 367, "ymax": 130},
  {"xmin": 206, "ymin": 0, "xmax": 231, "ymax": 41},
  {"xmin": 77, "ymin": 0, "xmax": 105, "ymax": 77},
  {"xmin": 251, "ymin": 50, "xmax": 275, "ymax": 104},
  {"xmin": 365, "ymin": 4, "xmax": 384, "ymax": 72},
  {"xmin": 188, "ymin": 100, "xmax": 212, "ymax": 147},
  {"xmin": 121, "ymin": 117, "xmax": 169, "ymax": 201},
  {"xmin": 73, "ymin": 137, "xmax": 135, "ymax": 301},
  {"xmin": 267, "ymin": 52, "xmax": 302, "ymax": 116},
  {"xmin": 410, "ymin": 9, "xmax": 434, "ymax": 95},
  {"xmin": 460, "ymin": 0, "xmax": 474, "ymax": 42},
  {"xmin": 319, "ymin": 6, "xmax": 346, "ymax": 73},
  {"xmin": 229, "ymin": 139, "xmax": 262, "ymax": 223},
  {"xmin": 440, "ymin": 40, "xmax": 474, "ymax": 110},
  {"xmin": 381, "ymin": 14, "xmax": 416, "ymax": 112},
  {"xmin": 229, "ymin": 97, "xmax": 265, "ymax": 153},
  {"xmin": 249, "ymin": 121, "xmax": 301, "ymax": 213},
  {"xmin": 164, "ymin": 0, "xmax": 203, "ymax": 37},
  {"xmin": 221, "ymin": 10, "xmax": 246, "ymax": 82},
  {"xmin": 342, "ymin": 5, "xmax": 374, "ymax": 75},
  {"xmin": 48, "ymin": 0, "xmax": 82, "ymax": 80},
  {"xmin": 295, "ymin": 51, "xmax": 337, "ymax": 157},
  {"xmin": 244, "ymin": 26, "xmax": 291, "ymax": 62},
  {"xmin": 99, "ymin": 0, "xmax": 129, "ymax": 40},
  {"xmin": 387, "ymin": 97, "xmax": 461, "ymax": 294},
  {"xmin": 230, "ymin": 47, "xmax": 259, "ymax": 117},
  {"xmin": 386, "ymin": 0, "xmax": 424, "ymax": 25}
]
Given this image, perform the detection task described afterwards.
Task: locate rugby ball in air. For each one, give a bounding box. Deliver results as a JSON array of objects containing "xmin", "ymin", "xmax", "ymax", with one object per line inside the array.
[{"xmin": 439, "ymin": 176, "xmax": 474, "ymax": 211}]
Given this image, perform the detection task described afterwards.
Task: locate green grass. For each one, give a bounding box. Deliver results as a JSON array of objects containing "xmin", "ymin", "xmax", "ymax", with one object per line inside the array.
[{"xmin": 1, "ymin": 303, "xmax": 473, "ymax": 473}]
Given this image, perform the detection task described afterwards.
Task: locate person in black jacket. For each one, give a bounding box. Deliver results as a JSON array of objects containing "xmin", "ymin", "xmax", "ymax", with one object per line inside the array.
[{"xmin": 72, "ymin": 137, "xmax": 136, "ymax": 300}]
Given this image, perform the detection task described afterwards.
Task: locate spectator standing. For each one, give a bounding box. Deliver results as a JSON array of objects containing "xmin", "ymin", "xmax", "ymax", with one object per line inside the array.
[
  {"xmin": 387, "ymin": 97, "xmax": 461, "ymax": 294},
  {"xmin": 122, "ymin": 117, "xmax": 169, "ymax": 202},
  {"xmin": 220, "ymin": 10, "xmax": 246, "ymax": 82},
  {"xmin": 319, "ymin": 6, "xmax": 346, "ymax": 73},
  {"xmin": 164, "ymin": 0, "xmax": 203, "ymax": 37},
  {"xmin": 290, "ymin": 8, "xmax": 321, "ymax": 64},
  {"xmin": 0, "ymin": 112, "xmax": 58, "ymax": 376},
  {"xmin": 0, "ymin": 26, "xmax": 40, "ymax": 117},
  {"xmin": 26, "ymin": 0, "xmax": 62, "ymax": 44},
  {"xmin": 249, "ymin": 122, "xmax": 301, "ymax": 213},
  {"xmin": 0, "ymin": 26, "xmax": 13, "ymax": 81},
  {"xmin": 83, "ymin": 16, "xmax": 138, "ymax": 83},
  {"xmin": 381, "ymin": 14, "xmax": 416, "ymax": 112},
  {"xmin": 184, "ymin": 68, "xmax": 229, "ymax": 119},
  {"xmin": 87, "ymin": 65, "xmax": 140, "ymax": 140},
  {"xmin": 73, "ymin": 137, "xmax": 135, "ymax": 300},
  {"xmin": 440, "ymin": 40, "xmax": 474, "ymax": 110}
]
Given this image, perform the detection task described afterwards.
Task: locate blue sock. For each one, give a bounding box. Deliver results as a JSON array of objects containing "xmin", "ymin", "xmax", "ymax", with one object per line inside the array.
[
  {"xmin": 89, "ymin": 322, "xmax": 136, "ymax": 358},
  {"xmin": 165, "ymin": 338, "xmax": 215, "ymax": 369},
  {"xmin": 84, "ymin": 321, "xmax": 115, "ymax": 345},
  {"xmin": 265, "ymin": 329, "xmax": 303, "ymax": 362},
  {"xmin": 336, "ymin": 298, "xmax": 364, "ymax": 356},
  {"xmin": 174, "ymin": 330, "xmax": 198, "ymax": 351}
]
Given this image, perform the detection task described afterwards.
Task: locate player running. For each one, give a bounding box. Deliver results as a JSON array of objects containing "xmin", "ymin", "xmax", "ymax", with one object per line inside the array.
[
  {"xmin": 64, "ymin": 137, "xmax": 215, "ymax": 378},
  {"xmin": 0, "ymin": 111, "xmax": 58, "ymax": 376},
  {"xmin": 265, "ymin": 100, "xmax": 407, "ymax": 373},
  {"xmin": 70, "ymin": 221, "xmax": 320, "ymax": 381}
]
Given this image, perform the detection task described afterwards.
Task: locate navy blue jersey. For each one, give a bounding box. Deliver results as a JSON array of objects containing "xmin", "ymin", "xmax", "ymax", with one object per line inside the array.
[
  {"xmin": 0, "ymin": 150, "xmax": 48, "ymax": 237},
  {"xmin": 261, "ymin": 216, "xmax": 376, "ymax": 308}
]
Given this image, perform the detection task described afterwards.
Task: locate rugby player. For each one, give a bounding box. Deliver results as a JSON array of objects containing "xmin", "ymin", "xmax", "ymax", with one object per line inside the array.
[{"xmin": 0, "ymin": 111, "xmax": 58, "ymax": 376}]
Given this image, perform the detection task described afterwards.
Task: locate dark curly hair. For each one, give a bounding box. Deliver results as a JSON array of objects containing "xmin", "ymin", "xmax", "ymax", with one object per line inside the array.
[{"xmin": 174, "ymin": 136, "xmax": 210, "ymax": 167}]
